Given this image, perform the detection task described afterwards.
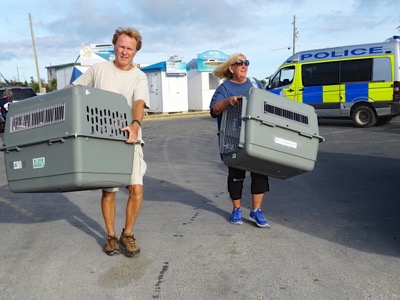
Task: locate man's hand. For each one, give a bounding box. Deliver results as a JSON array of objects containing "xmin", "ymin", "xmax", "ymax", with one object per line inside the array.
[
  {"xmin": 122, "ymin": 99, "xmax": 145, "ymax": 144},
  {"xmin": 121, "ymin": 122, "xmax": 139, "ymax": 144}
]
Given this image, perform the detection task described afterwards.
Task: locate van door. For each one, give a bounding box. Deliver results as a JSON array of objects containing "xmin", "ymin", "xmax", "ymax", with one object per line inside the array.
[
  {"xmin": 300, "ymin": 62, "xmax": 341, "ymax": 117},
  {"xmin": 268, "ymin": 66, "xmax": 297, "ymax": 100}
]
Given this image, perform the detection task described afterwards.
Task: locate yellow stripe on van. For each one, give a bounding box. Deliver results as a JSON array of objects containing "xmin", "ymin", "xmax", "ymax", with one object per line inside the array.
[
  {"xmin": 322, "ymin": 85, "xmax": 341, "ymax": 103},
  {"xmin": 368, "ymin": 82, "xmax": 393, "ymax": 102}
]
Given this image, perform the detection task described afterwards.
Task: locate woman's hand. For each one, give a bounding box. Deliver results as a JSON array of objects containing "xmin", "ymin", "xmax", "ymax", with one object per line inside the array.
[
  {"xmin": 228, "ymin": 96, "xmax": 243, "ymax": 106},
  {"xmin": 211, "ymin": 95, "xmax": 243, "ymax": 116}
]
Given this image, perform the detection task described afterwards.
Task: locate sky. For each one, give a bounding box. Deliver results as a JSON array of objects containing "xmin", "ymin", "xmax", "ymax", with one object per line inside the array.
[{"xmin": 1, "ymin": 0, "xmax": 400, "ymax": 84}]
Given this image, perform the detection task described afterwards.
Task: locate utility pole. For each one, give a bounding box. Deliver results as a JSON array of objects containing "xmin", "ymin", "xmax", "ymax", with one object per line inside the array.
[
  {"xmin": 29, "ymin": 13, "xmax": 43, "ymax": 93},
  {"xmin": 292, "ymin": 15, "xmax": 299, "ymax": 55}
]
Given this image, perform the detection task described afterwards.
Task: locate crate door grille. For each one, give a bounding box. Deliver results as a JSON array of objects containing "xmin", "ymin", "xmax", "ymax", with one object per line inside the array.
[
  {"xmin": 220, "ymin": 101, "xmax": 242, "ymax": 154},
  {"xmin": 86, "ymin": 105, "xmax": 129, "ymax": 137}
]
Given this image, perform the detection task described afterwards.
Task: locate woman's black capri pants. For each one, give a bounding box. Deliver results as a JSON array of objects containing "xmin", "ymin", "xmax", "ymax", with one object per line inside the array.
[{"xmin": 227, "ymin": 166, "xmax": 269, "ymax": 200}]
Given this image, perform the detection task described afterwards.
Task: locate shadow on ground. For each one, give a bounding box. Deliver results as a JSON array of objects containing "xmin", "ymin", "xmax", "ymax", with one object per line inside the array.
[
  {"xmin": 0, "ymin": 149, "xmax": 398, "ymax": 258},
  {"xmin": 0, "ymin": 187, "xmax": 107, "ymax": 247},
  {"xmin": 267, "ymin": 150, "xmax": 400, "ymax": 257}
]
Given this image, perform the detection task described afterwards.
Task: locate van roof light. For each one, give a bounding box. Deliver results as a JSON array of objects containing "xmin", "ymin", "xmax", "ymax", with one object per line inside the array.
[{"xmin": 387, "ymin": 36, "xmax": 400, "ymax": 41}]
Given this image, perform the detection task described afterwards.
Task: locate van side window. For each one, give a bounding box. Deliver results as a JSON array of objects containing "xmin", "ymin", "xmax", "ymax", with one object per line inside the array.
[
  {"xmin": 302, "ymin": 58, "xmax": 392, "ymax": 86},
  {"xmin": 301, "ymin": 62, "xmax": 340, "ymax": 86},
  {"xmin": 372, "ymin": 57, "xmax": 392, "ymax": 82},
  {"xmin": 340, "ymin": 59, "xmax": 372, "ymax": 82},
  {"xmin": 270, "ymin": 66, "xmax": 294, "ymax": 88}
]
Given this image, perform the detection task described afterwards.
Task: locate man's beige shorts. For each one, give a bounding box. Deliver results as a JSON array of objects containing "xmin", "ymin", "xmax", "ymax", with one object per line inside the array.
[{"xmin": 103, "ymin": 144, "xmax": 147, "ymax": 192}]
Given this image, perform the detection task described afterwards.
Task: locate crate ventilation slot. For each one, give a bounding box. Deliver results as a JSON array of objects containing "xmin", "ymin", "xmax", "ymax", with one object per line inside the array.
[
  {"xmin": 10, "ymin": 103, "xmax": 65, "ymax": 133},
  {"xmin": 86, "ymin": 105, "xmax": 129, "ymax": 137},
  {"xmin": 264, "ymin": 102, "xmax": 309, "ymax": 125}
]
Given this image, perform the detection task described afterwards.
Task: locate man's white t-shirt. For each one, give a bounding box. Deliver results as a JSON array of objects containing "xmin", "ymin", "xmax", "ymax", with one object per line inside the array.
[{"xmin": 73, "ymin": 60, "xmax": 149, "ymax": 141}]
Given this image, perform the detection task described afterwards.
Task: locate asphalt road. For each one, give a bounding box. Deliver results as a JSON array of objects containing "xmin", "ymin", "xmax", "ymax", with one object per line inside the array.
[{"xmin": 0, "ymin": 114, "xmax": 399, "ymax": 300}]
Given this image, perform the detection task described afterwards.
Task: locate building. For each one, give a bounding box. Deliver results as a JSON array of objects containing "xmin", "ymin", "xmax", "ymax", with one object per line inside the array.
[{"xmin": 46, "ymin": 48, "xmax": 229, "ymax": 113}]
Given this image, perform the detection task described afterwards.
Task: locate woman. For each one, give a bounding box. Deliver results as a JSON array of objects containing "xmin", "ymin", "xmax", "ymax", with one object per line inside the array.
[{"xmin": 209, "ymin": 53, "xmax": 270, "ymax": 228}]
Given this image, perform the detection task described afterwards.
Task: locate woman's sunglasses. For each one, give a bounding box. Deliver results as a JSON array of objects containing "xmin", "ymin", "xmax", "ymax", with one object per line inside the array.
[{"xmin": 233, "ymin": 60, "xmax": 250, "ymax": 66}]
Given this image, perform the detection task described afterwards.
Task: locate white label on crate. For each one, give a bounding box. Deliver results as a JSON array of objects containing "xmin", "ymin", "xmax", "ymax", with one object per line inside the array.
[
  {"xmin": 13, "ymin": 161, "xmax": 22, "ymax": 170},
  {"xmin": 32, "ymin": 157, "xmax": 45, "ymax": 169},
  {"xmin": 274, "ymin": 137, "xmax": 297, "ymax": 149}
]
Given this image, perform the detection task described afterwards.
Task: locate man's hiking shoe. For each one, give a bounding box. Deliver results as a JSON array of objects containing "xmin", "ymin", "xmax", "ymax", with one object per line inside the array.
[
  {"xmin": 105, "ymin": 235, "xmax": 121, "ymax": 256},
  {"xmin": 119, "ymin": 230, "xmax": 140, "ymax": 257},
  {"xmin": 230, "ymin": 208, "xmax": 243, "ymax": 225},
  {"xmin": 249, "ymin": 209, "xmax": 270, "ymax": 228}
]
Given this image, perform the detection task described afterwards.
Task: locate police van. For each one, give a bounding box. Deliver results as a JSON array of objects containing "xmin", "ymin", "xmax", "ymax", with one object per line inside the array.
[{"xmin": 266, "ymin": 36, "xmax": 400, "ymax": 127}]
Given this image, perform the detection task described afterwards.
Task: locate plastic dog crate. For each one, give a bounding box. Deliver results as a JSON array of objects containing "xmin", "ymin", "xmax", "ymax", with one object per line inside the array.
[
  {"xmin": 1, "ymin": 85, "xmax": 135, "ymax": 193},
  {"xmin": 220, "ymin": 87, "xmax": 324, "ymax": 179}
]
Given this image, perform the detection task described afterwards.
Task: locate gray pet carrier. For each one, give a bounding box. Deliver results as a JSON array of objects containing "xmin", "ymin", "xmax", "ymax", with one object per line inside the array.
[
  {"xmin": 220, "ymin": 87, "xmax": 324, "ymax": 179},
  {"xmin": 1, "ymin": 85, "xmax": 135, "ymax": 193}
]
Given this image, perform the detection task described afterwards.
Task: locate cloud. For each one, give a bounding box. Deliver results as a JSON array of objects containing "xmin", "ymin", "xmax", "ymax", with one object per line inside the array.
[
  {"xmin": 0, "ymin": 50, "xmax": 19, "ymax": 62},
  {"xmin": 1, "ymin": 0, "xmax": 399, "ymax": 81}
]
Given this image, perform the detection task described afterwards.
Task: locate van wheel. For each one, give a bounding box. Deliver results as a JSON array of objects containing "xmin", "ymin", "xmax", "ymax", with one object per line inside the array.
[{"xmin": 351, "ymin": 106, "xmax": 377, "ymax": 128}]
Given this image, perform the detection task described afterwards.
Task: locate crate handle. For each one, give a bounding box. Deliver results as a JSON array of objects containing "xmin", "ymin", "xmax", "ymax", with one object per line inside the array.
[
  {"xmin": 261, "ymin": 120, "xmax": 276, "ymax": 128},
  {"xmin": 298, "ymin": 132, "xmax": 313, "ymax": 139},
  {"xmin": 5, "ymin": 146, "xmax": 21, "ymax": 153},
  {"xmin": 48, "ymin": 138, "xmax": 66, "ymax": 145},
  {"xmin": 243, "ymin": 116, "xmax": 276, "ymax": 128},
  {"xmin": 299, "ymin": 132, "xmax": 325, "ymax": 143}
]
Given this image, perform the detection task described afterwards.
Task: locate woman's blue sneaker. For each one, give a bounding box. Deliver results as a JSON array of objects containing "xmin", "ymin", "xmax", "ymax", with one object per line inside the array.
[
  {"xmin": 249, "ymin": 209, "xmax": 270, "ymax": 228},
  {"xmin": 230, "ymin": 208, "xmax": 243, "ymax": 224}
]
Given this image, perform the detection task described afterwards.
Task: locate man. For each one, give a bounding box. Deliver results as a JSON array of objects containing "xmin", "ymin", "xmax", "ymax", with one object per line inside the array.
[{"xmin": 69, "ymin": 27, "xmax": 149, "ymax": 257}]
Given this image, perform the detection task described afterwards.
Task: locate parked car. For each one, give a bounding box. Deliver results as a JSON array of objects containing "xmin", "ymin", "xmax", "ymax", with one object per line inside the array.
[
  {"xmin": 0, "ymin": 86, "xmax": 38, "ymax": 132},
  {"xmin": 0, "ymin": 86, "xmax": 37, "ymax": 101}
]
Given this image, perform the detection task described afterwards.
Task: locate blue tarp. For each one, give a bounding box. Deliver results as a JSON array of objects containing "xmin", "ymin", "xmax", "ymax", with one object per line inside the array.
[
  {"xmin": 141, "ymin": 62, "xmax": 166, "ymax": 72},
  {"xmin": 70, "ymin": 67, "xmax": 83, "ymax": 83}
]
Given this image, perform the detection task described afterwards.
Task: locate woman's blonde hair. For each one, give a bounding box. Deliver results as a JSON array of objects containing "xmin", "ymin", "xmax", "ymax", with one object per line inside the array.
[
  {"xmin": 112, "ymin": 27, "xmax": 143, "ymax": 51},
  {"xmin": 3, "ymin": 89, "xmax": 13, "ymax": 98},
  {"xmin": 213, "ymin": 53, "xmax": 245, "ymax": 80}
]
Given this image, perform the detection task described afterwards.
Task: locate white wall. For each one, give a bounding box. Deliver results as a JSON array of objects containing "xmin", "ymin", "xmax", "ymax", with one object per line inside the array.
[
  {"xmin": 56, "ymin": 66, "xmax": 74, "ymax": 90},
  {"xmin": 188, "ymin": 70, "xmax": 203, "ymax": 110},
  {"xmin": 161, "ymin": 75, "xmax": 188, "ymax": 113},
  {"xmin": 188, "ymin": 70, "xmax": 220, "ymax": 111},
  {"xmin": 145, "ymin": 70, "xmax": 188, "ymax": 113}
]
